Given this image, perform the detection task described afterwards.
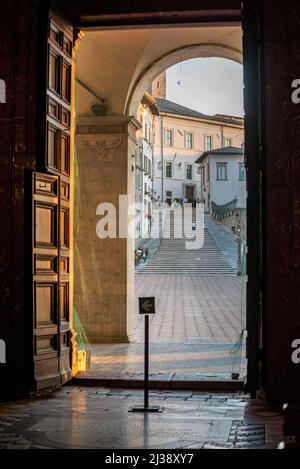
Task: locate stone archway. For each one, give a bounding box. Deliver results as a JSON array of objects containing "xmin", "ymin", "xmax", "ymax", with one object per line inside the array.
[
  {"xmin": 76, "ymin": 26, "xmax": 242, "ymax": 117},
  {"xmin": 74, "ymin": 25, "xmax": 242, "ymax": 344},
  {"xmin": 127, "ymin": 42, "xmax": 242, "ymax": 116}
]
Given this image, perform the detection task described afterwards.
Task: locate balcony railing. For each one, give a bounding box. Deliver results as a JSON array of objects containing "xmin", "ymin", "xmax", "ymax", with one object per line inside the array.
[{"xmin": 211, "ymin": 197, "xmax": 238, "ymax": 221}]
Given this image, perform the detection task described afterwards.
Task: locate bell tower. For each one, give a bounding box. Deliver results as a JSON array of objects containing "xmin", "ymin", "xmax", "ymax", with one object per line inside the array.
[{"xmin": 151, "ymin": 71, "xmax": 166, "ymax": 99}]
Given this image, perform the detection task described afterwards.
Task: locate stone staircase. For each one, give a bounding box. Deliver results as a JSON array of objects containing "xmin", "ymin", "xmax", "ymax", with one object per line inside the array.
[{"xmin": 138, "ymin": 208, "xmax": 236, "ymax": 276}]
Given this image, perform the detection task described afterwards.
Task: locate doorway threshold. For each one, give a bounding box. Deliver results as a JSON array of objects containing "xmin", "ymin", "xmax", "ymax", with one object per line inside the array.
[
  {"xmin": 72, "ymin": 371, "xmax": 245, "ymax": 391},
  {"xmin": 76, "ymin": 342, "xmax": 247, "ymax": 391}
]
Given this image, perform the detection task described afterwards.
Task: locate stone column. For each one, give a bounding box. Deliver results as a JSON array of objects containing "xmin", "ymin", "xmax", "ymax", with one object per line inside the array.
[{"xmin": 75, "ymin": 116, "xmax": 140, "ymax": 343}]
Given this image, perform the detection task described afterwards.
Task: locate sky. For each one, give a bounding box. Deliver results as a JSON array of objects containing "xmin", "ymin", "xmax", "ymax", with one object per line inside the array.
[{"xmin": 166, "ymin": 58, "xmax": 244, "ymax": 118}]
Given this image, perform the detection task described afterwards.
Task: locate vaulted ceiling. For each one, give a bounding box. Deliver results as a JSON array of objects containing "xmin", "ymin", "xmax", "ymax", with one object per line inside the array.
[{"xmin": 76, "ymin": 25, "xmax": 242, "ymax": 116}]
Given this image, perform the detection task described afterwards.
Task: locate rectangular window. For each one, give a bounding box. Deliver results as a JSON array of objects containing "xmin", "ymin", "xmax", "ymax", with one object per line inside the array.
[
  {"xmin": 205, "ymin": 135, "xmax": 213, "ymax": 151},
  {"xmin": 144, "ymin": 156, "xmax": 147, "ymax": 173},
  {"xmin": 186, "ymin": 164, "xmax": 193, "ymax": 180},
  {"xmin": 148, "ymin": 160, "xmax": 152, "ymax": 177},
  {"xmin": 164, "ymin": 129, "xmax": 173, "ymax": 147},
  {"xmin": 202, "ymin": 166, "xmax": 205, "ymax": 182},
  {"xmin": 166, "ymin": 191, "xmax": 172, "ymax": 206},
  {"xmin": 185, "ymin": 132, "xmax": 193, "ymax": 149},
  {"xmin": 224, "ymin": 138, "xmax": 232, "ymax": 147},
  {"xmin": 207, "ymin": 163, "xmax": 210, "ymax": 182},
  {"xmin": 216, "ymin": 162, "xmax": 227, "ymax": 181},
  {"xmin": 239, "ymin": 163, "xmax": 246, "ymax": 181},
  {"xmin": 165, "ymin": 162, "xmax": 172, "ymax": 178}
]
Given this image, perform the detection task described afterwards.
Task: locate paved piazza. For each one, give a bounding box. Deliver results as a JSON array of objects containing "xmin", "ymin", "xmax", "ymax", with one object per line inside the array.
[
  {"xmin": 90, "ymin": 274, "xmax": 246, "ymax": 377},
  {"xmin": 134, "ymin": 274, "xmax": 244, "ymax": 343}
]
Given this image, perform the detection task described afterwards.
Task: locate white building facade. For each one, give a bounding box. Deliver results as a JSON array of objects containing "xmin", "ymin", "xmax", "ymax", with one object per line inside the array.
[
  {"xmin": 152, "ymin": 98, "xmax": 244, "ymax": 207},
  {"xmin": 196, "ymin": 146, "xmax": 246, "ymax": 213},
  {"xmin": 135, "ymin": 93, "xmax": 159, "ymax": 238}
]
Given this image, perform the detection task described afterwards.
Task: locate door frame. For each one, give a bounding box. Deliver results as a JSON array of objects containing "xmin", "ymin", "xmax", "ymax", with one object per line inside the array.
[
  {"xmin": 241, "ymin": 0, "xmax": 264, "ymax": 397},
  {"xmin": 39, "ymin": 0, "xmax": 262, "ymax": 395}
]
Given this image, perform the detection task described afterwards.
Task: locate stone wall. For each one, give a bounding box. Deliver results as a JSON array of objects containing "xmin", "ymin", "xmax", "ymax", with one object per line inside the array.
[{"xmin": 218, "ymin": 209, "xmax": 247, "ymax": 241}]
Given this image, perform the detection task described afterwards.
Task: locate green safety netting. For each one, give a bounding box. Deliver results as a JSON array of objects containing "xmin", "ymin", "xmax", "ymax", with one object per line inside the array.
[
  {"xmin": 229, "ymin": 239, "xmax": 247, "ymax": 379},
  {"xmin": 73, "ymin": 79, "xmax": 91, "ymax": 358}
]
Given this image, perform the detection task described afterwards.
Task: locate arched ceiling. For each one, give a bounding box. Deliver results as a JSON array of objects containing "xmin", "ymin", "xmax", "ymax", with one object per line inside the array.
[{"xmin": 76, "ymin": 25, "xmax": 242, "ymax": 117}]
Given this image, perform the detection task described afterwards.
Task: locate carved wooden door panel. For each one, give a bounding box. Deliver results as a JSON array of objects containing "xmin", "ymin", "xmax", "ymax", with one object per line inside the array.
[
  {"xmin": 32, "ymin": 11, "xmax": 73, "ymax": 390},
  {"xmin": 32, "ymin": 172, "xmax": 61, "ymax": 389}
]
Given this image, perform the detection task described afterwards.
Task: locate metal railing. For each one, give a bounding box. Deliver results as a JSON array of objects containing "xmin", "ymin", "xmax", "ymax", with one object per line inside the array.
[{"xmin": 211, "ymin": 197, "xmax": 238, "ymax": 221}]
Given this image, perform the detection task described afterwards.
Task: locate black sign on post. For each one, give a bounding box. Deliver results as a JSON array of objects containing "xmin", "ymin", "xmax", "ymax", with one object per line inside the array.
[
  {"xmin": 139, "ymin": 297, "xmax": 155, "ymax": 315},
  {"xmin": 129, "ymin": 297, "xmax": 162, "ymax": 413}
]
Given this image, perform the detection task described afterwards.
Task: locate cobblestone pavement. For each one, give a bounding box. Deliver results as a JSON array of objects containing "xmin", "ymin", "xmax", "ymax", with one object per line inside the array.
[
  {"xmin": 0, "ymin": 387, "xmax": 282, "ymax": 449},
  {"xmin": 90, "ymin": 274, "xmax": 246, "ymax": 376}
]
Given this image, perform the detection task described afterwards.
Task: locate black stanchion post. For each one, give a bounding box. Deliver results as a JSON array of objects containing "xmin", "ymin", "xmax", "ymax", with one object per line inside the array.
[
  {"xmin": 144, "ymin": 314, "xmax": 149, "ymax": 409},
  {"xmin": 129, "ymin": 297, "xmax": 162, "ymax": 413}
]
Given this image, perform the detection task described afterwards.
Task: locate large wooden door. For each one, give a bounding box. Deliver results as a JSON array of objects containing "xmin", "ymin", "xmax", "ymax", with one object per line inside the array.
[{"xmin": 31, "ymin": 11, "xmax": 74, "ymax": 391}]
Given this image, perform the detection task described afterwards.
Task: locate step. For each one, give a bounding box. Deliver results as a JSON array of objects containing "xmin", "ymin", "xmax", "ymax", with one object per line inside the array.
[{"xmin": 72, "ymin": 373, "xmax": 244, "ymax": 391}]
